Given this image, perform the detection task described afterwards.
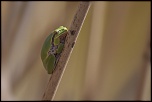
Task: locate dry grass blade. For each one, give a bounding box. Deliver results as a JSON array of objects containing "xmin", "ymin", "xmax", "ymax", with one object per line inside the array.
[{"xmin": 42, "ymin": 1, "xmax": 91, "ymax": 101}]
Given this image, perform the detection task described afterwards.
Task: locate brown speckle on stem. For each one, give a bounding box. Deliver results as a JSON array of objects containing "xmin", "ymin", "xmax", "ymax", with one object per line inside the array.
[{"xmin": 70, "ymin": 30, "xmax": 76, "ymax": 35}]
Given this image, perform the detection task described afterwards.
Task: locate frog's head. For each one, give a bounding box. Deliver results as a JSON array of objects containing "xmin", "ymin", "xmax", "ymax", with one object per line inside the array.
[{"xmin": 55, "ymin": 26, "xmax": 68, "ymax": 36}]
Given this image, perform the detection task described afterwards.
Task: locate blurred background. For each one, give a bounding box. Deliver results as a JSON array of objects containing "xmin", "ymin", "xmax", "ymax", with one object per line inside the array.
[{"xmin": 1, "ymin": 1, "xmax": 151, "ymax": 101}]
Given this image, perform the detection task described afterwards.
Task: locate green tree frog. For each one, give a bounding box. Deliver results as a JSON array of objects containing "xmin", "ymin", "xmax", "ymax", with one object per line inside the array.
[{"xmin": 41, "ymin": 26, "xmax": 68, "ymax": 74}]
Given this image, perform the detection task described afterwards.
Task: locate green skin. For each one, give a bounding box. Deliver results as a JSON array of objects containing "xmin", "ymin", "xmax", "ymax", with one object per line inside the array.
[{"xmin": 41, "ymin": 26, "xmax": 68, "ymax": 74}]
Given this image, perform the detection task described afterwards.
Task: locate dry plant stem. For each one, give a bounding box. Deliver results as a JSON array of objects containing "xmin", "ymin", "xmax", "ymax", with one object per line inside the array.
[
  {"xmin": 136, "ymin": 41, "xmax": 151, "ymax": 100},
  {"xmin": 42, "ymin": 2, "xmax": 91, "ymax": 101}
]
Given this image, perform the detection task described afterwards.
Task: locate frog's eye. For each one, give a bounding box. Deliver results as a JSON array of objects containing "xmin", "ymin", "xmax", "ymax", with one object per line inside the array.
[
  {"xmin": 57, "ymin": 30, "xmax": 60, "ymax": 33},
  {"xmin": 58, "ymin": 30, "xmax": 62, "ymax": 33}
]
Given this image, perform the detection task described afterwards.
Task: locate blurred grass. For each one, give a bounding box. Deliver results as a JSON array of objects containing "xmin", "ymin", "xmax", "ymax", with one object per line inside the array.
[{"xmin": 1, "ymin": 1, "xmax": 151, "ymax": 101}]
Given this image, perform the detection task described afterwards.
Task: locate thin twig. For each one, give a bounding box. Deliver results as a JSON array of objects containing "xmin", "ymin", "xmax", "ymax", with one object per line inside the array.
[{"xmin": 42, "ymin": 2, "xmax": 91, "ymax": 101}]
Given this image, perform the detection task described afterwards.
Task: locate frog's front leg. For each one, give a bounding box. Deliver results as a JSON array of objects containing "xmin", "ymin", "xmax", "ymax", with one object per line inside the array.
[
  {"xmin": 57, "ymin": 43, "xmax": 64, "ymax": 54},
  {"xmin": 53, "ymin": 43, "xmax": 64, "ymax": 67}
]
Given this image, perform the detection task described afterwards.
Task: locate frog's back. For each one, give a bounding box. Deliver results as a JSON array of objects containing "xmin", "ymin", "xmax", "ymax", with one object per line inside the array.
[{"xmin": 41, "ymin": 32, "xmax": 55, "ymax": 61}]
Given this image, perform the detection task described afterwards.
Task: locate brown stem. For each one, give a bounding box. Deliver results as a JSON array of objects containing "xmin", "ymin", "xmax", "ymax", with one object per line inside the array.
[{"xmin": 42, "ymin": 1, "xmax": 91, "ymax": 101}]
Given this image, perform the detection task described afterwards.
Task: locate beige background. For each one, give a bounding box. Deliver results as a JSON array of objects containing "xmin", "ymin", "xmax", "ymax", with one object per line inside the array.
[{"xmin": 1, "ymin": 1, "xmax": 151, "ymax": 101}]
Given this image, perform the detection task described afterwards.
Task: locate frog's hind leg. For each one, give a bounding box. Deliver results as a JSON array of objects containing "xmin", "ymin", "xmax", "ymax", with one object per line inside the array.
[{"xmin": 54, "ymin": 43, "xmax": 65, "ymax": 70}]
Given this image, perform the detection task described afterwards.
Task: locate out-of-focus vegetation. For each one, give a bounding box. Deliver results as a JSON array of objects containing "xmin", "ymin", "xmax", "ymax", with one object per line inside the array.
[{"xmin": 1, "ymin": 1, "xmax": 151, "ymax": 101}]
